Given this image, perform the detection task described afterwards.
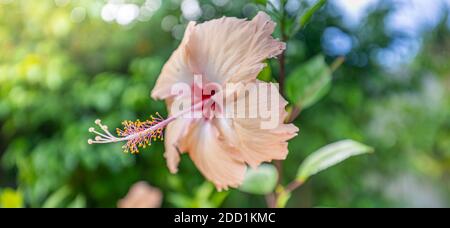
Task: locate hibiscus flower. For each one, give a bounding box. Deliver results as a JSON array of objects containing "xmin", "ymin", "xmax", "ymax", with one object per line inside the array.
[{"xmin": 89, "ymin": 12, "xmax": 298, "ymax": 190}]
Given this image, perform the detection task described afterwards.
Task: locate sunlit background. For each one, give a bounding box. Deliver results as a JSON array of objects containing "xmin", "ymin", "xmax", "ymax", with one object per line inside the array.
[{"xmin": 0, "ymin": 0, "xmax": 449, "ymax": 208}]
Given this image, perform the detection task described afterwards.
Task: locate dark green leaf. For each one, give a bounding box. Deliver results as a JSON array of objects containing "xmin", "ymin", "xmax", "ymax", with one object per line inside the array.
[{"xmin": 253, "ymin": 0, "xmax": 268, "ymax": 5}]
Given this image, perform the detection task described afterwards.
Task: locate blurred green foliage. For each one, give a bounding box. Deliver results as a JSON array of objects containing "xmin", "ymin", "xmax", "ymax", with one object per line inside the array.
[
  {"xmin": 0, "ymin": 0, "xmax": 449, "ymax": 208},
  {"xmin": 0, "ymin": 188, "xmax": 23, "ymax": 208}
]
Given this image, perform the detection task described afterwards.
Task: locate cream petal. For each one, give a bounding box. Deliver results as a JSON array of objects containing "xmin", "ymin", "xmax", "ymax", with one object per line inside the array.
[
  {"xmin": 186, "ymin": 12, "xmax": 285, "ymax": 85},
  {"xmin": 163, "ymin": 115, "xmax": 194, "ymax": 174},
  {"xmin": 220, "ymin": 81, "xmax": 299, "ymax": 168},
  {"xmin": 182, "ymin": 120, "xmax": 246, "ymax": 191},
  {"xmin": 151, "ymin": 21, "xmax": 196, "ymax": 100},
  {"xmin": 233, "ymin": 119, "xmax": 298, "ymax": 168},
  {"xmin": 214, "ymin": 117, "xmax": 240, "ymax": 147},
  {"xmin": 117, "ymin": 182, "xmax": 163, "ymax": 208}
]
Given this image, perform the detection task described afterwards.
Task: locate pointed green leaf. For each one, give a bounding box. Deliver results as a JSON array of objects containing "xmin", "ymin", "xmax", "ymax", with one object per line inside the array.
[
  {"xmin": 299, "ymin": 0, "xmax": 328, "ymax": 28},
  {"xmin": 195, "ymin": 182, "xmax": 214, "ymax": 200},
  {"xmin": 42, "ymin": 186, "xmax": 71, "ymax": 208},
  {"xmin": 297, "ymin": 140, "xmax": 374, "ymax": 182},
  {"xmin": 290, "ymin": 0, "xmax": 328, "ymax": 36},
  {"xmin": 253, "ymin": 0, "xmax": 268, "ymax": 5},
  {"xmin": 239, "ymin": 164, "xmax": 278, "ymax": 195},
  {"xmin": 67, "ymin": 195, "xmax": 86, "ymax": 208},
  {"xmin": 210, "ymin": 191, "xmax": 229, "ymax": 207},
  {"xmin": 257, "ymin": 62, "xmax": 273, "ymax": 82},
  {"xmin": 167, "ymin": 193, "xmax": 194, "ymax": 208},
  {"xmin": 285, "ymin": 55, "xmax": 332, "ymax": 110}
]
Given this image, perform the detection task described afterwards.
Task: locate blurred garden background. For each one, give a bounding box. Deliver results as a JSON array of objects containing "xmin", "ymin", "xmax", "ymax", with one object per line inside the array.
[{"xmin": 0, "ymin": 0, "xmax": 449, "ymax": 208}]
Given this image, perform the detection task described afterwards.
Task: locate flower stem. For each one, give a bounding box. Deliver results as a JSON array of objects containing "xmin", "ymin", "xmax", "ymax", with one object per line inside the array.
[
  {"xmin": 285, "ymin": 180, "xmax": 304, "ymax": 193},
  {"xmin": 278, "ymin": 51, "xmax": 286, "ymax": 96},
  {"xmin": 278, "ymin": 1, "xmax": 288, "ymax": 97},
  {"xmin": 269, "ymin": 0, "xmax": 289, "ymax": 209}
]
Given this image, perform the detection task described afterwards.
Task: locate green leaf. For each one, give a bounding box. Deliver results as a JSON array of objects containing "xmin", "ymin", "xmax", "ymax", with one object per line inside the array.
[
  {"xmin": 195, "ymin": 182, "xmax": 214, "ymax": 201},
  {"xmin": 42, "ymin": 186, "xmax": 71, "ymax": 208},
  {"xmin": 290, "ymin": 0, "xmax": 328, "ymax": 36},
  {"xmin": 257, "ymin": 62, "xmax": 273, "ymax": 82},
  {"xmin": 167, "ymin": 193, "xmax": 194, "ymax": 208},
  {"xmin": 253, "ymin": 0, "xmax": 268, "ymax": 5},
  {"xmin": 296, "ymin": 140, "xmax": 374, "ymax": 182},
  {"xmin": 210, "ymin": 191, "xmax": 229, "ymax": 207},
  {"xmin": 299, "ymin": 0, "xmax": 328, "ymax": 28},
  {"xmin": 168, "ymin": 182, "xmax": 230, "ymax": 208},
  {"xmin": 239, "ymin": 164, "xmax": 278, "ymax": 195},
  {"xmin": 285, "ymin": 55, "xmax": 332, "ymax": 109},
  {"xmin": 67, "ymin": 195, "xmax": 86, "ymax": 208},
  {"xmin": 0, "ymin": 188, "xmax": 24, "ymax": 208}
]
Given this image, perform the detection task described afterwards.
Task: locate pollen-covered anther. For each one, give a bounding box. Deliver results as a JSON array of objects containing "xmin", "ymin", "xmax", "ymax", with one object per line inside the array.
[{"xmin": 88, "ymin": 115, "xmax": 166, "ymax": 154}]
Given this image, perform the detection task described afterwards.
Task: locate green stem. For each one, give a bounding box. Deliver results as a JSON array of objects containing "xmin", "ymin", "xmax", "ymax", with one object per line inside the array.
[
  {"xmin": 267, "ymin": 0, "xmax": 329, "ymax": 209},
  {"xmin": 269, "ymin": 0, "xmax": 289, "ymax": 209},
  {"xmin": 285, "ymin": 180, "xmax": 304, "ymax": 193},
  {"xmin": 278, "ymin": 0, "xmax": 288, "ymax": 96},
  {"xmin": 330, "ymin": 56, "xmax": 345, "ymax": 72}
]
